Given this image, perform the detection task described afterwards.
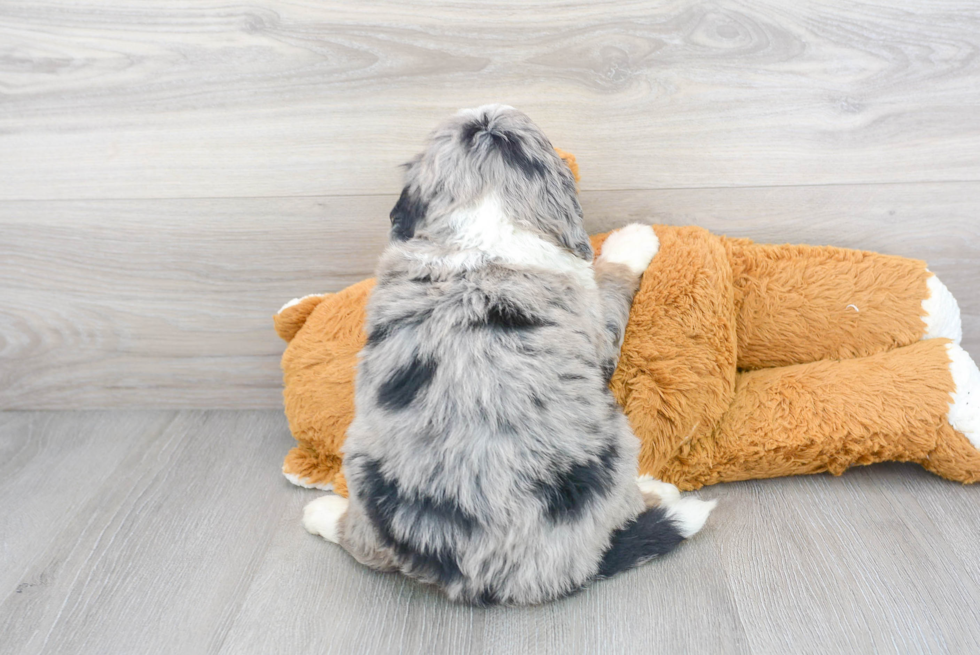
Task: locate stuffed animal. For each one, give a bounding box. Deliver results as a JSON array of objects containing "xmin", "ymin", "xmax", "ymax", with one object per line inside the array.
[{"xmin": 275, "ymin": 156, "xmax": 980, "ymax": 494}]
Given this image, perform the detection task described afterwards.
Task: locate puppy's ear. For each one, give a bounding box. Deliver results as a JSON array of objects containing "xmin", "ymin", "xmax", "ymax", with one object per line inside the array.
[
  {"xmin": 389, "ymin": 186, "xmax": 427, "ymax": 241},
  {"xmin": 551, "ymin": 183, "xmax": 592, "ymax": 260},
  {"xmin": 558, "ymin": 214, "xmax": 594, "ymax": 261}
]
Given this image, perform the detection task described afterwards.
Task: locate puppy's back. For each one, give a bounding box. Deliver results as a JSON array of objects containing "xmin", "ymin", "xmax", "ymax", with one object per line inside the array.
[{"xmin": 343, "ymin": 255, "xmax": 644, "ymax": 604}]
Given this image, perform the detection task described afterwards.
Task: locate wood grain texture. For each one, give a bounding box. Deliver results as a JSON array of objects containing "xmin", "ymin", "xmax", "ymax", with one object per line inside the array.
[
  {"xmin": 2, "ymin": 410, "xmax": 979, "ymax": 654},
  {"xmin": 2, "ymin": 182, "xmax": 977, "ymax": 409},
  {"xmin": 0, "ymin": 412, "xmax": 175, "ymax": 597},
  {"xmin": 0, "ymin": 410, "xmax": 298, "ymax": 655},
  {"xmin": 2, "ymin": 0, "xmax": 980, "ymax": 199}
]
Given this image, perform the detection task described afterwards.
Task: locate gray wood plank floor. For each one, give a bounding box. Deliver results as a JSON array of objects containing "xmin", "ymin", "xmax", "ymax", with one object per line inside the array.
[{"xmin": 3, "ymin": 410, "xmax": 980, "ymax": 655}]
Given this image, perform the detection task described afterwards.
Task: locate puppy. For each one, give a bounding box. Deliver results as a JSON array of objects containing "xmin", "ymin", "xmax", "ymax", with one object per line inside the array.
[{"xmin": 303, "ymin": 105, "xmax": 715, "ymax": 605}]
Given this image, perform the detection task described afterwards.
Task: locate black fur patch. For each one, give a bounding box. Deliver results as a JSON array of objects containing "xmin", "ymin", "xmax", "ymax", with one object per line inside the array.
[
  {"xmin": 357, "ymin": 457, "xmax": 475, "ymax": 586},
  {"xmin": 474, "ymin": 587, "xmax": 500, "ymax": 607},
  {"xmin": 572, "ymin": 239, "xmax": 593, "ymax": 260},
  {"xmin": 533, "ymin": 444, "xmax": 618, "ymax": 522},
  {"xmin": 605, "ymin": 321, "xmax": 621, "ymax": 342},
  {"xmin": 365, "ymin": 309, "xmax": 433, "ymax": 348},
  {"xmin": 601, "ymin": 359, "xmax": 617, "ymax": 383},
  {"xmin": 482, "ymin": 297, "xmax": 551, "ymax": 330},
  {"xmin": 366, "ymin": 322, "xmax": 394, "ymax": 347},
  {"xmin": 461, "ymin": 116, "xmax": 489, "ymax": 147},
  {"xmin": 462, "ymin": 118, "xmax": 546, "ymax": 178},
  {"xmin": 493, "ymin": 131, "xmax": 547, "ymax": 178},
  {"xmin": 390, "ymin": 186, "xmax": 427, "ymax": 241},
  {"xmin": 596, "ymin": 506, "xmax": 685, "ymax": 579},
  {"xmin": 377, "ymin": 354, "xmax": 437, "ymax": 410}
]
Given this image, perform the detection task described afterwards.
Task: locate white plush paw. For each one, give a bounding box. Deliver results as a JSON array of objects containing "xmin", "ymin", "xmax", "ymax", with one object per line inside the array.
[
  {"xmin": 637, "ymin": 475, "xmax": 681, "ymax": 506},
  {"xmin": 277, "ymin": 293, "xmax": 323, "ymax": 315},
  {"xmin": 947, "ymin": 343, "xmax": 980, "ymax": 449},
  {"xmin": 598, "ymin": 224, "xmax": 659, "ymax": 275},
  {"xmin": 283, "ymin": 469, "xmax": 335, "ymax": 491},
  {"xmin": 665, "ymin": 497, "xmax": 718, "ymax": 539},
  {"xmin": 303, "ymin": 494, "xmax": 349, "ymax": 543},
  {"xmin": 922, "ymin": 273, "xmax": 962, "ymax": 344}
]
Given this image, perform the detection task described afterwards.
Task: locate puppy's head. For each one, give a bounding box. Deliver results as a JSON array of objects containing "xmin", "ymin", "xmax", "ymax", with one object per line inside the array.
[{"xmin": 390, "ymin": 105, "xmax": 592, "ymax": 261}]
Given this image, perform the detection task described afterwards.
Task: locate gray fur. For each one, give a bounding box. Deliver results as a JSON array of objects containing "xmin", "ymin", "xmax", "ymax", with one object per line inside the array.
[
  {"xmin": 335, "ymin": 105, "xmax": 676, "ymax": 605},
  {"xmin": 390, "ymin": 105, "xmax": 592, "ymax": 260}
]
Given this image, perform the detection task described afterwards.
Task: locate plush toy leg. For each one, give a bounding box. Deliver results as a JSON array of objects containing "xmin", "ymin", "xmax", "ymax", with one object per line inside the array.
[
  {"xmin": 655, "ymin": 338, "xmax": 980, "ymax": 490},
  {"xmin": 280, "ymin": 278, "xmax": 376, "ymax": 494},
  {"xmin": 724, "ymin": 238, "xmax": 961, "ymax": 369},
  {"xmin": 274, "ymin": 293, "xmax": 330, "ymax": 342},
  {"xmin": 607, "ymin": 226, "xmax": 740, "ymax": 479}
]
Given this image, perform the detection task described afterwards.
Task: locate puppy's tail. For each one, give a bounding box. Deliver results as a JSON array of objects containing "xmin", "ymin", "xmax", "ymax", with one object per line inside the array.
[{"xmin": 596, "ymin": 497, "xmax": 716, "ymax": 579}]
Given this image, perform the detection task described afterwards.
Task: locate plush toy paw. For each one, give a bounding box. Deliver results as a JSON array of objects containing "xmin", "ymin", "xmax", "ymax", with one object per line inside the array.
[
  {"xmin": 283, "ymin": 469, "xmax": 335, "ymax": 491},
  {"xmin": 278, "ymin": 293, "xmax": 325, "ymax": 314},
  {"xmin": 598, "ymin": 223, "xmax": 659, "ymax": 275},
  {"xmin": 274, "ymin": 292, "xmax": 331, "ymax": 343},
  {"xmin": 303, "ymin": 494, "xmax": 349, "ymax": 543},
  {"xmin": 922, "ymin": 273, "xmax": 963, "ymax": 343},
  {"xmin": 947, "ymin": 342, "xmax": 980, "ymax": 449}
]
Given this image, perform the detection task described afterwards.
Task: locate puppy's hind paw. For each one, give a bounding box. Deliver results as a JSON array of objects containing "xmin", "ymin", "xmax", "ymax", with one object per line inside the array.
[
  {"xmin": 598, "ymin": 224, "xmax": 659, "ymax": 275},
  {"xmin": 665, "ymin": 497, "xmax": 717, "ymax": 539},
  {"xmin": 303, "ymin": 494, "xmax": 349, "ymax": 544}
]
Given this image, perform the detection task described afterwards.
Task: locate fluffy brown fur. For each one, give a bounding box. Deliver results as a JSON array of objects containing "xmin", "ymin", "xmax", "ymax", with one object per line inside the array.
[{"xmin": 276, "ymin": 225, "xmax": 980, "ymax": 492}]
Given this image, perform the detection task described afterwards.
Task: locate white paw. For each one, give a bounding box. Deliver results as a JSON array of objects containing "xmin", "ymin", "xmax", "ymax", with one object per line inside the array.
[
  {"xmin": 665, "ymin": 497, "xmax": 717, "ymax": 539},
  {"xmin": 947, "ymin": 343, "xmax": 980, "ymax": 449},
  {"xmin": 922, "ymin": 273, "xmax": 962, "ymax": 344},
  {"xmin": 637, "ymin": 475, "xmax": 681, "ymax": 506},
  {"xmin": 598, "ymin": 224, "xmax": 659, "ymax": 275},
  {"xmin": 303, "ymin": 494, "xmax": 349, "ymax": 543}
]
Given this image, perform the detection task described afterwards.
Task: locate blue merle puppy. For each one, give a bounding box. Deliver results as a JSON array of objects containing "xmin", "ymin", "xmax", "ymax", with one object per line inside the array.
[{"xmin": 303, "ymin": 105, "xmax": 715, "ymax": 605}]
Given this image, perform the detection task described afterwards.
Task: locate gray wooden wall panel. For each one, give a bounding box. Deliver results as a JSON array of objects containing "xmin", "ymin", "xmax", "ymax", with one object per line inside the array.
[
  {"xmin": 1, "ymin": 0, "xmax": 978, "ymax": 408},
  {"xmin": 1, "ymin": 0, "xmax": 979, "ymax": 200},
  {"xmin": 2, "ymin": 183, "xmax": 977, "ymax": 408}
]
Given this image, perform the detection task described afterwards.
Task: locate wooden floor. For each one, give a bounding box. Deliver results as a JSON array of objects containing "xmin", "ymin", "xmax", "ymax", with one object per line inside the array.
[{"xmin": 2, "ymin": 410, "xmax": 979, "ymax": 655}]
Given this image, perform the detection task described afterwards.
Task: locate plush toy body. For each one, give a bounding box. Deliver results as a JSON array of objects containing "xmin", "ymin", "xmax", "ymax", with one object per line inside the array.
[{"xmin": 276, "ymin": 226, "xmax": 980, "ymax": 493}]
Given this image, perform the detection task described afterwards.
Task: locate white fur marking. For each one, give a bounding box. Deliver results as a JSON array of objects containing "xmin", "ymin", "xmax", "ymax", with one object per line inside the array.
[
  {"xmin": 283, "ymin": 469, "xmax": 335, "ymax": 491},
  {"xmin": 846, "ymin": 304, "xmax": 860, "ymax": 312},
  {"xmin": 665, "ymin": 497, "xmax": 717, "ymax": 539},
  {"xmin": 636, "ymin": 475, "xmax": 681, "ymax": 506},
  {"xmin": 303, "ymin": 494, "xmax": 349, "ymax": 543},
  {"xmin": 419, "ymin": 195, "xmax": 596, "ymax": 289},
  {"xmin": 277, "ymin": 294, "xmax": 323, "ymax": 315},
  {"xmin": 597, "ymin": 223, "xmax": 659, "ymax": 275},
  {"xmin": 946, "ymin": 342, "xmax": 980, "ymax": 449},
  {"xmin": 922, "ymin": 273, "xmax": 962, "ymax": 343}
]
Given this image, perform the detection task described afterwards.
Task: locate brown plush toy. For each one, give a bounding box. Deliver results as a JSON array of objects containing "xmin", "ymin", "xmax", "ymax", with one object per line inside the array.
[{"xmin": 275, "ymin": 155, "xmax": 980, "ymax": 495}]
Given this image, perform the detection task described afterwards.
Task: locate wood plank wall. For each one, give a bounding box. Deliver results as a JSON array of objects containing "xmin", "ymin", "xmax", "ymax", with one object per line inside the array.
[{"xmin": 1, "ymin": 0, "xmax": 978, "ymax": 408}]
